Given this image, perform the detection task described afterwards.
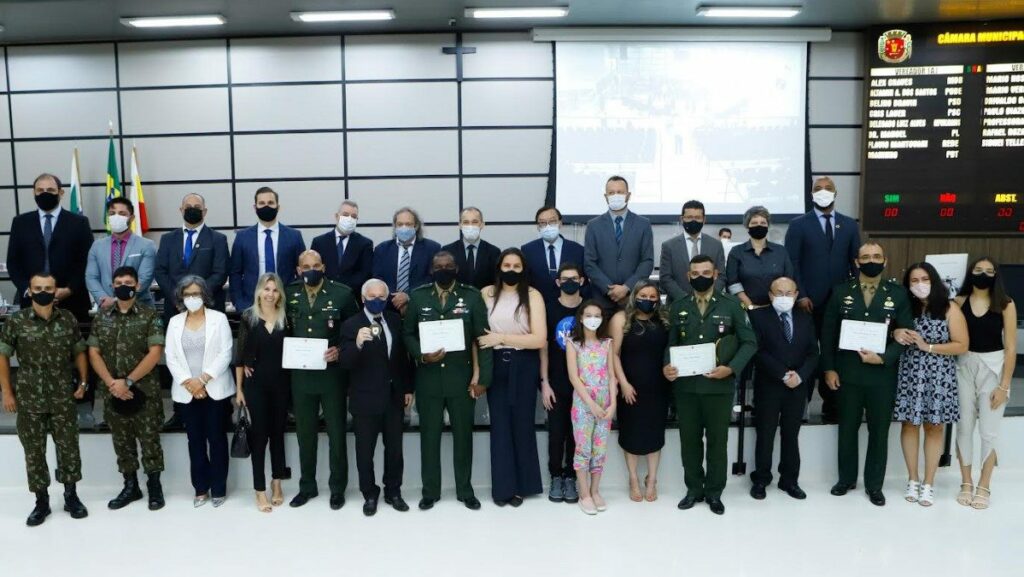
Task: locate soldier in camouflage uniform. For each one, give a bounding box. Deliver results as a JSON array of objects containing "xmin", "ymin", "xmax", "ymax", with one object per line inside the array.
[
  {"xmin": 86, "ymin": 266, "xmax": 167, "ymax": 511},
  {"xmin": 0, "ymin": 272, "xmax": 90, "ymax": 526}
]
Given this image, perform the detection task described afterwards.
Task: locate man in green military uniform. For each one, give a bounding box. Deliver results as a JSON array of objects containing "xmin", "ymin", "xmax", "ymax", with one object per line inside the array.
[
  {"xmin": 663, "ymin": 255, "xmax": 756, "ymax": 515},
  {"xmin": 86, "ymin": 265, "xmax": 166, "ymax": 511},
  {"xmin": 403, "ymin": 251, "xmax": 492, "ymax": 511},
  {"xmin": 822, "ymin": 241, "xmax": 912, "ymax": 506},
  {"xmin": 286, "ymin": 250, "xmax": 359, "ymax": 510},
  {"xmin": 0, "ymin": 272, "xmax": 90, "ymax": 526}
]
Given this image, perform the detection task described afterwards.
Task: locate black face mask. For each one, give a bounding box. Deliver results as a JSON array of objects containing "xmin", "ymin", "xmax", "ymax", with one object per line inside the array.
[
  {"xmin": 969, "ymin": 273, "xmax": 997, "ymax": 290},
  {"xmin": 255, "ymin": 206, "xmax": 278, "ymax": 222},
  {"xmin": 859, "ymin": 261, "xmax": 885, "ymax": 279},
  {"xmin": 636, "ymin": 299, "xmax": 657, "ymax": 313},
  {"xmin": 560, "ymin": 279, "xmax": 581, "ymax": 295},
  {"xmin": 689, "ymin": 275, "xmax": 714, "ymax": 293},
  {"xmin": 302, "ymin": 269, "xmax": 324, "ymax": 286},
  {"xmin": 500, "ymin": 270, "xmax": 523, "ymax": 286},
  {"xmin": 183, "ymin": 207, "xmax": 204, "ymax": 225},
  {"xmin": 35, "ymin": 192, "xmax": 60, "ymax": 212},
  {"xmin": 114, "ymin": 285, "xmax": 137, "ymax": 301},
  {"xmin": 748, "ymin": 225, "xmax": 769, "ymax": 240},
  {"xmin": 682, "ymin": 220, "xmax": 704, "ymax": 235},
  {"xmin": 31, "ymin": 290, "xmax": 55, "ymax": 306},
  {"xmin": 433, "ymin": 268, "xmax": 457, "ymax": 288}
]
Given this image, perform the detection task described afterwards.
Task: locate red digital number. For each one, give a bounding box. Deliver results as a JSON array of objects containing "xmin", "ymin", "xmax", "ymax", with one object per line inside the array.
[
  {"xmin": 997, "ymin": 207, "xmax": 1014, "ymax": 218},
  {"xmin": 883, "ymin": 207, "xmax": 899, "ymax": 218},
  {"xmin": 939, "ymin": 207, "xmax": 955, "ymax": 217},
  {"xmin": 1019, "ymin": 221, "xmax": 1024, "ymax": 232}
]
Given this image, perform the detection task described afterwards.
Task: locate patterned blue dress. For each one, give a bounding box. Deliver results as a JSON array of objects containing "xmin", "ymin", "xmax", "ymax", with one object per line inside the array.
[{"xmin": 894, "ymin": 312, "xmax": 960, "ymax": 425}]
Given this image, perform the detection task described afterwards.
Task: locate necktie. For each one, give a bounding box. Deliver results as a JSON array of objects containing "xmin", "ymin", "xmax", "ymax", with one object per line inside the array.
[
  {"xmin": 336, "ymin": 236, "xmax": 346, "ymax": 267},
  {"xmin": 264, "ymin": 230, "xmax": 276, "ymax": 274},
  {"xmin": 697, "ymin": 296, "xmax": 708, "ymax": 316},
  {"xmin": 823, "ymin": 213, "xmax": 834, "ymax": 248},
  {"xmin": 861, "ymin": 283, "xmax": 877, "ymax": 308},
  {"xmin": 373, "ymin": 316, "xmax": 389, "ymax": 355},
  {"xmin": 548, "ymin": 244, "xmax": 557, "ymax": 277},
  {"xmin": 112, "ymin": 237, "xmax": 123, "ymax": 274},
  {"xmin": 690, "ymin": 237, "xmax": 700, "ymax": 260},
  {"xmin": 397, "ymin": 246, "xmax": 411, "ymax": 293},
  {"xmin": 43, "ymin": 214, "xmax": 53, "ymax": 272},
  {"xmin": 782, "ymin": 312, "xmax": 792, "ymax": 343},
  {"xmin": 184, "ymin": 229, "xmax": 195, "ymax": 267},
  {"xmin": 614, "ymin": 216, "xmax": 624, "ymax": 244},
  {"xmin": 467, "ymin": 245, "xmax": 476, "ymax": 276}
]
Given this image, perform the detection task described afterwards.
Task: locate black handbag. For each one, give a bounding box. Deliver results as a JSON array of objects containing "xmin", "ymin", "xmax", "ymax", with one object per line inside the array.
[{"xmin": 230, "ymin": 405, "xmax": 252, "ymax": 459}]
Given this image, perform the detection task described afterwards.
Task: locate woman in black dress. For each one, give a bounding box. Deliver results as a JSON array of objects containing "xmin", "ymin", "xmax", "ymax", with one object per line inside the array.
[
  {"xmin": 234, "ymin": 273, "xmax": 290, "ymax": 513},
  {"xmin": 610, "ymin": 280, "xmax": 670, "ymax": 502}
]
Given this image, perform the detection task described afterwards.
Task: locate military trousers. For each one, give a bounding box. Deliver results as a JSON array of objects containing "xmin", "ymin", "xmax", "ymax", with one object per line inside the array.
[
  {"xmin": 292, "ymin": 376, "xmax": 348, "ymax": 495},
  {"xmin": 417, "ymin": 392, "xmax": 476, "ymax": 501},
  {"xmin": 102, "ymin": 382, "xmax": 165, "ymax": 475},
  {"xmin": 837, "ymin": 381, "xmax": 896, "ymax": 492},
  {"xmin": 17, "ymin": 401, "xmax": 81, "ymax": 493},
  {"xmin": 675, "ymin": 390, "xmax": 732, "ymax": 499}
]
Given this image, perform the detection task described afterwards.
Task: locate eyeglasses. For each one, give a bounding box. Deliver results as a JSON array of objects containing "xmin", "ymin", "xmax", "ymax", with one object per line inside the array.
[{"xmin": 537, "ymin": 220, "xmax": 559, "ymax": 227}]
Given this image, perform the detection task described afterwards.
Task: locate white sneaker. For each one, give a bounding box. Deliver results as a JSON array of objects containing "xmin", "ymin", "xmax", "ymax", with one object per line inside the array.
[
  {"xmin": 904, "ymin": 480, "xmax": 920, "ymax": 503},
  {"xmin": 918, "ymin": 484, "xmax": 934, "ymax": 507}
]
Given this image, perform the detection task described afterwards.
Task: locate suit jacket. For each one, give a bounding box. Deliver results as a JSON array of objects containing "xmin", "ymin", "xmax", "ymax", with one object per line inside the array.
[
  {"xmin": 748, "ymin": 306, "xmax": 819, "ymax": 389},
  {"xmin": 85, "ymin": 233, "xmax": 157, "ymax": 306},
  {"xmin": 659, "ymin": 232, "xmax": 726, "ymax": 304},
  {"xmin": 583, "ymin": 211, "xmax": 654, "ymax": 308},
  {"xmin": 442, "ymin": 238, "xmax": 501, "ymax": 290},
  {"xmin": 154, "ymin": 226, "xmax": 229, "ymax": 321},
  {"xmin": 164, "ymin": 308, "xmax": 235, "ymax": 403},
  {"xmin": 311, "ymin": 230, "xmax": 374, "ymax": 296},
  {"xmin": 7, "ymin": 209, "xmax": 94, "ymax": 320},
  {"xmin": 229, "ymin": 223, "xmax": 306, "ymax": 310},
  {"xmin": 520, "ymin": 236, "xmax": 588, "ymax": 304},
  {"xmin": 372, "ymin": 237, "xmax": 441, "ymax": 293},
  {"xmin": 784, "ymin": 210, "xmax": 861, "ymax": 308},
  {"xmin": 338, "ymin": 309, "xmax": 414, "ymax": 416}
]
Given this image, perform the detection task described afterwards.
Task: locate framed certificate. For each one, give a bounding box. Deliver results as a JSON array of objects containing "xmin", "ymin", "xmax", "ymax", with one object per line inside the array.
[
  {"xmin": 418, "ymin": 319, "xmax": 466, "ymax": 353},
  {"xmin": 669, "ymin": 343, "xmax": 717, "ymax": 377},
  {"xmin": 282, "ymin": 337, "xmax": 329, "ymax": 370},
  {"xmin": 838, "ymin": 320, "xmax": 888, "ymax": 354}
]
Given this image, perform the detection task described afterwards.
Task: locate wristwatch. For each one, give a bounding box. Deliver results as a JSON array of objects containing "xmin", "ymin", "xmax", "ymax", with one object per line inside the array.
[{"xmin": 125, "ymin": 378, "xmax": 135, "ymax": 389}]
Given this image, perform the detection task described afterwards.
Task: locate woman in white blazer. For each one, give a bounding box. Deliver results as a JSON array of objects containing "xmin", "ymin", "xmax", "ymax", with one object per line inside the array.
[{"xmin": 165, "ymin": 275, "xmax": 235, "ymax": 507}]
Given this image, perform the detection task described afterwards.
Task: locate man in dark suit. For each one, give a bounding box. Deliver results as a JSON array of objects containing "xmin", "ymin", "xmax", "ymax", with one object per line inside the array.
[
  {"xmin": 154, "ymin": 193, "xmax": 230, "ymax": 326},
  {"xmin": 311, "ymin": 199, "xmax": 374, "ymax": 297},
  {"xmin": 229, "ymin": 187, "xmax": 306, "ymax": 311},
  {"xmin": 748, "ymin": 276, "xmax": 819, "ymax": 501},
  {"xmin": 338, "ymin": 278, "xmax": 414, "ymax": 516},
  {"xmin": 583, "ymin": 176, "xmax": 654, "ymax": 311},
  {"xmin": 7, "ymin": 173, "xmax": 94, "ymax": 322},
  {"xmin": 442, "ymin": 206, "xmax": 501, "ymax": 290},
  {"xmin": 371, "ymin": 207, "xmax": 440, "ymax": 315},
  {"xmin": 521, "ymin": 206, "xmax": 587, "ymax": 304},
  {"xmin": 660, "ymin": 200, "xmax": 726, "ymax": 304},
  {"xmin": 784, "ymin": 176, "xmax": 861, "ymax": 422}
]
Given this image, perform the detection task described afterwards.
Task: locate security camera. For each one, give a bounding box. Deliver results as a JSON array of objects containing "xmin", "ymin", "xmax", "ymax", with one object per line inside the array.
[{"xmin": 448, "ymin": 18, "xmax": 457, "ymax": 27}]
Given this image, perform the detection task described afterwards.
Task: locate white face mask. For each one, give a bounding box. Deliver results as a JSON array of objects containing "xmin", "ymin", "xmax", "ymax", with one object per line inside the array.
[
  {"xmin": 183, "ymin": 296, "xmax": 204, "ymax": 312},
  {"xmin": 582, "ymin": 317, "xmax": 603, "ymax": 331},
  {"xmin": 539, "ymin": 224, "xmax": 560, "ymax": 242},
  {"xmin": 910, "ymin": 283, "xmax": 931, "ymax": 299},
  {"xmin": 109, "ymin": 214, "xmax": 130, "ymax": 234},
  {"xmin": 812, "ymin": 190, "xmax": 836, "ymax": 208},
  {"xmin": 771, "ymin": 296, "xmax": 795, "ymax": 314},
  {"xmin": 607, "ymin": 194, "xmax": 628, "ymax": 212},
  {"xmin": 336, "ymin": 215, "xmax": 357, "ymax": 235},
  {"xmin": 461, "ymin": 226, "xmax": 481, "ymax": 243}
]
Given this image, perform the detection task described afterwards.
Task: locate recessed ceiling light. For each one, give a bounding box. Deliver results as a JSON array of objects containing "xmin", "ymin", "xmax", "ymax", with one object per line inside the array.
[
  {"xmin": 290, "ymin": 10, "xmax": 396, "ymax": 23},
  {"xmin": 120, "ymin": 15, "xmax": 226, "ymax": 28},
  {"xmin": 696, "ymin": 5, "xmax": 802, "ymax": 18},
  {"xmin": 465, "ymin": 7, "xmax": 570, "ymax": 19}
]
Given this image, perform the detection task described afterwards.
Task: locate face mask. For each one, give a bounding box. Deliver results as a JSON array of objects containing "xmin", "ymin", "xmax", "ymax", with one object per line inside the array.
[
  {"xmin": 183, "ymin": 296, "xmax": 204, "ymax": 312},
  {"xmin": 560, "ymin": 279, "xmax": 581, "ymax": 295},
  {"xmin": 689, "ymin": 275, "xmax": 714, "ymax": 293},
  {"xmin": 461, "ymin": 226, "xmax": 481, "ymax": 243},
  {"xmin": 500, "ymin": 270, "xmax": 522, "ymax": 286},
  {"xmin": 636, "ymin": 299, "xmax": 657, "ymax": 314},
  {"xmin": 582, "ymin": 317, "xmax": 603, "ymax": 332},
  {"xmin": 395, "ymin": 226, "xmax": 416, "ymax": 244},
  {"xmin": 909, "ymin": 283, "xmax": 931, "ymax": 299},
  {"xmin": 540, "ymin": 224, "xmax": 560, "ymax": 243},
  {"xmin": 747, "ymin": 225, "xmax": 769, "ymax": 240},
  {"xmin": 31, "ymin": 290, "xmax": 55, "ymax": 306},
  {"xmin": 109, "ymin": 214, "xmax": 130, "ymax": 234},
  {"xmin": 682, "ymin": 220, "xmax": 703, "ymax": 236},
  {"xmin": 969, "ymin": 273, "xmax": 997, "ymax": 290},
  {"xmin": 337, "ymin": 215, "xmax": 357, "ymax": 235},
  {"xmin": 114, "ymin": 284, "xmax": 137, "ymax": 301},
  {"xmin": 607, "ymin": 194, "xmax": 627, "ymax": 211},
  {"xmin": 183, "ymin": 207, "xmax": 203, "ymax": 225},
  {"xmin": 302, "ymin": 269, "xmax": 324, "ymax": 286},
  {"xmin": 256, "ymin": 206, "xmax": 278, "ymax": 222},
  {"xmin": 812, "ymin": 190, "xmax": 836, "ymax": 209},
  {"xmin": 859, "ymin": 262, "xmax": 885, "ymax": 279},
  {"xmin": 35, "ymin": 192, "xmax": 60, "ymax": 212},
  {"xmin": 433, "ymin": 268, "xmax": 457, "ymax": 288},
  {"xmin": 364, "ymin": 297, "xmax": 388, "ymax": 315},
  {"xmin": 772, "ymin": 296, "xmax": 795, "ymax": 314}
]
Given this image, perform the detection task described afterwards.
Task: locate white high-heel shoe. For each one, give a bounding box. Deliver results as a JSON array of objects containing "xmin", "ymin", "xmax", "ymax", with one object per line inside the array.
[
  {"xmin": 904, "ymin": 480, "xmax": 920, "ymax": 503},
  {"xmin": 918, "ymin": 484, "xmax": 934, "ymax": 507}
]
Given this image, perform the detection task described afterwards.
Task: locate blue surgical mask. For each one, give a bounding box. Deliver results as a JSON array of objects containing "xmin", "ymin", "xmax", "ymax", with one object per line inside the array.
[
  {"xmin": 395, "ymin": 226, "xmax": 416, "ymax": 243},
  {"xmin": 365, "ymin": 298, "xmax": 388, "ymax": 315},
  {"xmin": 540, "ymin": 224, "xmax": 560, "ymax": 243}
]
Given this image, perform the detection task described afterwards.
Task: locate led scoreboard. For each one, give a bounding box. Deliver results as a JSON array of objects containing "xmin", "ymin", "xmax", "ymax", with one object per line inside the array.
[{"xmin": 862, "ymin": 22, "xmax": 1024, "ymax": 234}]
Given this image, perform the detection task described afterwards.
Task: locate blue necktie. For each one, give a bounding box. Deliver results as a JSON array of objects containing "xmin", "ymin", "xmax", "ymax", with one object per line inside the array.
[
  {"xmin": 43, "ymin": 214, "xmax": 53, "ymax": 272},
  {"xmin": 614, "ymin": 216, "xmax": 624, "ymax": 244},
  {"xmin": 337, "ymin": 236, "xmax": 346, "ymax": 267},
  {"xmin": 782, "ymin": 312, "xmax": 792, "ymax": 343},
  {"xmin": 548, "ymin": 244, "xmax": 557, "ymax": 277},
  {"xmin": 184, "ymin": 229, "xmax": 195, "ymax": 267},
  {"xmin": 397, "ymin": 246, "xmax": 411, "ymax": 293},
  {"xmin": 264, "ymin": 230, "xmax": 276, "ymax": 274}
]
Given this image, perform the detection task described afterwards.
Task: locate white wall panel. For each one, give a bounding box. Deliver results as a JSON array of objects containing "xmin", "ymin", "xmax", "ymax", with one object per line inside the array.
[
  {"xmin": 232, "ymin": 85, "xmax": 343, "ymax": 131},
  {"xmin": 462, "ymin": 129, "xmax": 551, "ymax": 175},
  {"xmin": 345, "ymin": 34, "xmax": 455, "ymax": 80},
  {"xmin": 809, "ymin": 128, "xmax": 862, "ymax": 174},
  {"xmin": 119, "ymin": 40, "xmax": 227, "ymax": 87},
  {"xmin": 462, "ymin": 33, "xmax": 553, "ymax": 78},
  {"xmin": 121, "ymin": 88, "xmax": 229, "ymax": 134},
  {"xmin": 348, "ymin": 178, "xmax": 459, "ymax": 225},
  {"xmin": 234, "ymin": 133, "xmax": 344, "ymax": 179},
  {"xmin": 231, "ymin": 36, "xmax": 342, "ymax": 83},
  {"xmin": 7, "ymin": 44, "xmax": 115, "ymax": 91},
  {"xmin": 348, "ymin": 131, "xmax": 458, "ymax": 176},
  {"xmin": 346, "ymin": 82, "xmax": 457, "ymax": 129},
  {"xmin": 15, "ymin": 138, "xmax": 115, "ymax": 186},
  {"xmin": 233, "ymin": 180, "xmax": 345, "ymax": 228},
  {"xmin": 463, "ymin": 177, "xmax": 548, "ymax": 223},
  {"xmin": 461, "ymin": 81, "xmax": 553, "ymax": 126},
  {"xmin": 11, "ymin": 92, "xmax": 119, "ymax": 138},
  {"xmin": 809, "ymin": 80, "xmax": 863, "ymax": 126},
  {"xmin": 809, "ymin": 32, "xmax": 864, "ymax": 78},
  {"xmin": 122, "ymin": 136, "xmax": 231, "ymax": 182}
]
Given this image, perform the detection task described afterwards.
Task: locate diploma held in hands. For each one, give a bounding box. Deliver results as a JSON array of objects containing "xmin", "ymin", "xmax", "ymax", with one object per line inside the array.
[
  {"xmin": 839, "ymin": 320, "xmax": 888, "ymax": 354},
  {"xmin": 282, "ymin": 337, "xmax": 329, "ymax": 370},
  {"xmin": 419, "ymin": 319, "xmax": 466, "ymax": 353},
  {"xmin": 669, "ymin": 343, "xmax": 716, "ymax": 377}
]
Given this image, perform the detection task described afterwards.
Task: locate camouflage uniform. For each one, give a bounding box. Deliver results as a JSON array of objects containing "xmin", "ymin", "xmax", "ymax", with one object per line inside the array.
[
  {"xmin": 86, "ymin": 303, "xmax": 166, "ymax": 475},
  {"xmin": 0, "ymin": 307, "xmax": 87, "ymax": 493}
]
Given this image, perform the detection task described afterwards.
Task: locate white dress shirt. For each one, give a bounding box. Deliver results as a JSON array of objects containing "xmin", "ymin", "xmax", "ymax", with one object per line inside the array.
[
  {"xmin": 257, "ymin": 222, "xmax": 280, "ymax": 275},
  {"xmin": 38, "ymin": 206, "xmax": 62, "ymax": 234}
]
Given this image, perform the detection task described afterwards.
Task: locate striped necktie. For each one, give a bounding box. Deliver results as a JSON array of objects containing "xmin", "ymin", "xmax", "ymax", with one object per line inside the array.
[
  {"xmin": 397, "ymin": 245, "xmax": 411, "ymax": 293},
  {"xmin": 614, "ymin": 216, "xmax": 624, "ymax": 244},
  {"xmin": 781, "ymin": 312, "xmax": 792, "ymax": 343}
]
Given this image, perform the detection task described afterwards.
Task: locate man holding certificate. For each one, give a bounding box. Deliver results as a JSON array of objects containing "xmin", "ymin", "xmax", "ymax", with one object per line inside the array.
[
  {"xmin": 284, "ymin": 250, "xmax": 359, "ymax": 510},
  {"xmin": 821, "ymin": 241, "xmax": 912, "ymax": 506},
  {"xmin": 403, "ymin": 251, "xmax": 493, "ymax": 511},
  {"xmin": 663, "ymin": 255, "xmax": 756, "ymax": 515}
]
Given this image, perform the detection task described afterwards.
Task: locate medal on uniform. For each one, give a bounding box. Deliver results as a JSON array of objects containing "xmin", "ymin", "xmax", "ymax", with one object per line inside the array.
[
  {"xmin": 328, "ymin": 319, "xmax": 334, "ymax": 329},
  {"xmin": 719, "ymin": 322, "xmax": 725, "ymax": 334}
]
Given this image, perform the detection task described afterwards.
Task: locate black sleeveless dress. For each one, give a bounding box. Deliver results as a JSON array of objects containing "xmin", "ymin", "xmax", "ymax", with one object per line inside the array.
[{"xmin": 617, "ymin": 319, "xmax": 670, "ymax": 454}]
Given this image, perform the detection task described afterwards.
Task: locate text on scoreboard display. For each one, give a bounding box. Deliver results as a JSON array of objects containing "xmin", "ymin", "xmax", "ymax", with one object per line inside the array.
[{"xmin": 861, "ymin": 23, "xmax": 1024, "ymax": 234}]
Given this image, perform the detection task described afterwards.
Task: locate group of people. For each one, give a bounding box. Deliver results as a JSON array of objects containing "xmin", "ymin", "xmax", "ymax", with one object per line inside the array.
[{"xmin": 0, "ymin": 173, "xmax": 1015, "ymax": 526}]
